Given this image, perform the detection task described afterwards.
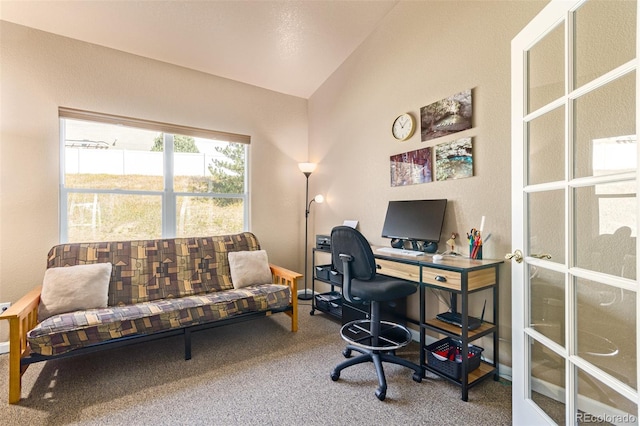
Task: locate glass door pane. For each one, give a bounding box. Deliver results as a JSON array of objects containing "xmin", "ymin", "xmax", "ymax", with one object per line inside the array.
[
  {"xmin": 574, "ymin": 0, "xmax": 636, "ymax": 87},
  {"xmin": 576, "ymin": 368, "xmax": 638, "ymax": 424},
  {"xmin": 528, "ymin": 107, "xmax": 565, "ymax": 185},
  {"xmin": 574, "ymin": 182, "xmax": 637, "ymax": 279},
  {"xmin": 574, "ymin": 71, "xmax": 636, "ymax": 179},
  {"xmin": 530, "ymin": 336, "xmax": 566, "ymax": 424},
  {"xmin": 528, "ymin": 190, "xmax": 566, "ymax": 265},
  {"xmin": 576, "ymin": 278, "xmax": 637, "ymax": 389},
  {"xmin": 528, "ymin": 21, "xmax": 565, "ymax": 113},
  {"xmin": 530, "ymin": 268, "xmax": 565, "ymax": 346}
]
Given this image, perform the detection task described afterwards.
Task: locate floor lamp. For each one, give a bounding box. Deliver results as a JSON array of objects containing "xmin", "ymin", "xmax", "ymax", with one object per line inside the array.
[{"xmin": 299, "ymin": 162, "xmax": 324, "ymax": 300}]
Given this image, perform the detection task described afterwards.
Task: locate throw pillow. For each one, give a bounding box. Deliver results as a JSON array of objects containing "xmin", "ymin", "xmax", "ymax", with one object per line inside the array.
[
  {"xmin": 39, "ymin": 262, "xmax": 113, "ymax": 321},
  {"xmin": 228, "ymin": 250, "xmax": 272, "ymax": 289}
]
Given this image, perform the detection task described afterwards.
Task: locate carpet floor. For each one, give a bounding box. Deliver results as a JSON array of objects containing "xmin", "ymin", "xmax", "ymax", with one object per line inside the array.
[{"xmin": 0, "ymin": 302, "xmax": 512, "ymax": 425}]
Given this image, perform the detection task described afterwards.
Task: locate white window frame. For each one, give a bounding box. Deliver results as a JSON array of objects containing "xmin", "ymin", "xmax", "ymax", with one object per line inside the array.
[{"xmin": 58, "ymin": 108, "xmax": 250, "ymax": 242}]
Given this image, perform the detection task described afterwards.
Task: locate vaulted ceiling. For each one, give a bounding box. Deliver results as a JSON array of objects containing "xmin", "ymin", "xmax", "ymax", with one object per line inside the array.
[{"xmin": 0, "ymin": 0, "xmax": 398, "ymax": 98}]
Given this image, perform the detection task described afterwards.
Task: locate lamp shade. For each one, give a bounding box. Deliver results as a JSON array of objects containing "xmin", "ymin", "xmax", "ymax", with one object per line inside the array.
[
  {"xmin": 314, "ymin": 194, "xmax": 324, "ymax": 204},
  {"xmin": 298, "ymin": 163, "xmax": 317, "ymax": 174}
]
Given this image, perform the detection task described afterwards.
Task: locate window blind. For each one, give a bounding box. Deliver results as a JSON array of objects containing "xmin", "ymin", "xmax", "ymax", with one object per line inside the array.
[{"xmin": 59, "ymin": 107, "xmax": 250, "ymax": 144}]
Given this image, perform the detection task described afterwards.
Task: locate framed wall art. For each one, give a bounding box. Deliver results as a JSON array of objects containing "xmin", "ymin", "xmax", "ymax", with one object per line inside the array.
[
  {"xmin": 420, "ymin": 89, "xmax": 472, "ymax": 142},
  {"xmin": 390, "ymin": 147, "xmax": 433, "ymax": 187},
  {"xmin": 435, "ymin": 137, "xmax": 473, "ymax": 181}
]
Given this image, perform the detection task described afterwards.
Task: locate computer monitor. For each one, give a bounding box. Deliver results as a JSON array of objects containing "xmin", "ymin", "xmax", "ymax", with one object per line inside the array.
[{"xmin": 381, "ymin": 199, "xmax": 447, "ymax": 252}]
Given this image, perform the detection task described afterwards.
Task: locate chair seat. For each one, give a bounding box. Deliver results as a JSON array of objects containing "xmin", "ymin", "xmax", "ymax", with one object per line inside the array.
[
  {"xmin": 351, "ymin": 275, "xmax": 416, "ymax": 302},
  {"xmin": 340, "ymin": 319, "xmax": 412, "ymax": 351}
]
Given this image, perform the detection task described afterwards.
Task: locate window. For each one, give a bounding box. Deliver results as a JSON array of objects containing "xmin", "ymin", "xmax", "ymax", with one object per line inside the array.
[
  {"xmin": 592, "ymin": 135, "xmax": 637, "ymax": 236},
  {"xmin": 59, "ymin": 108, "xmax": 249, "ymax": 243}
]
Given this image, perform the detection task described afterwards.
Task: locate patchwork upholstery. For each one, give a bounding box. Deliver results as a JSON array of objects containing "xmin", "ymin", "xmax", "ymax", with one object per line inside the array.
[
  {"xmin": 46, "ymin": 233, "xmax": 261, "ymax": 305},
  {"xmin": 28, "ymin": 284, "xmax": 290, "ymax": 356},
  {"xmin": 29, "ymin": 232, "xmax": 291, "ymax": 356}
]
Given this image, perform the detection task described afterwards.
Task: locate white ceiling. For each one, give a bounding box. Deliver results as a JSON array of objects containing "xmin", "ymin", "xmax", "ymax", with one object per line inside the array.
[{"xmin": 0, "ymin": 0, "xmax": 398, "ymax": 98}]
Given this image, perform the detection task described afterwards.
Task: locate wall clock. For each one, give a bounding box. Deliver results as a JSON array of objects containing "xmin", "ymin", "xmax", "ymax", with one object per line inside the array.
[{"xmin": 392, "ymin": 113, "xmax": 415, "ymax": 141}]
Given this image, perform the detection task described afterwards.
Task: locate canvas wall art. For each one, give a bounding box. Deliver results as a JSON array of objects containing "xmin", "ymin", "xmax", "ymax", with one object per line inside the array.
[
  {"xmin": 420, "ymin": 89, "xmax": 472, "ymax": 142},
  {"xmin": 435, "ymin": 137, "xmax": 473, "ymax": 181},
  {"xmin": 390, "ymin": 147, "xmax": 432, "ymax": 187}
]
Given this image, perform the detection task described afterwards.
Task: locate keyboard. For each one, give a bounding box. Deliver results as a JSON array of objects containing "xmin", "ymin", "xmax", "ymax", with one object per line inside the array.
[
  {"xmin": 436, "ymin": 311, "xmax": 482, "ymax": 330},
  {"xmin": 375, "ymin": 247, "xmax": 424, "ymax": 257}
]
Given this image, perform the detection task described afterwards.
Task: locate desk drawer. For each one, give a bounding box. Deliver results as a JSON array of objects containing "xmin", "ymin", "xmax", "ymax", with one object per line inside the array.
[
  {"xmin": 422, "ymin": 266, "xmax": 496, "ymax": 291},
  {"xmin": 376, "ymin": 259, "xmax": 497, "ymax": 291},
  {"xmin": 421, "ymin": 267, "xmax": 461, "ymax": 290},
  {"xmin": 376, "ymin": 259, "xmax": 421, "ymax": 283}
]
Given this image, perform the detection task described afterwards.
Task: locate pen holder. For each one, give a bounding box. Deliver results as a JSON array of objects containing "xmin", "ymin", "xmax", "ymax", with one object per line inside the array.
[{"xmin": 470, "ymin": 241, "xmax": 483, "ymax": 260}]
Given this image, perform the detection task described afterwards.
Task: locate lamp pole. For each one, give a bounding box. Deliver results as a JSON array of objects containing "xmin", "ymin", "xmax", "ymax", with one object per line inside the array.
[
  {"xmin": 298, "ymin": 163, "xmax": 323, "ymax": 301},
  {"xmin": 299, "ymin": 170, "xmax": 313, "ymax": 300}
]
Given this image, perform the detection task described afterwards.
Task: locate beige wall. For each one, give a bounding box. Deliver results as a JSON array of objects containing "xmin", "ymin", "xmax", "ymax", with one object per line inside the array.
[
  {"xmin": 0, "ymin": 21, "xmax": 308, "ymax": 340},
  {"xmin": 308, "ymin": 1, "xmax": 548, "ymax": 368},
  {"xmin": 0, "ymin": 1, "xmax": 551, "ymax": 368}
]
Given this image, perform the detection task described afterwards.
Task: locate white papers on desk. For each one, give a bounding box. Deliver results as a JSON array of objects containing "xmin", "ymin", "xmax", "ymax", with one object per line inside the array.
[{"xmin": 343, "ymin": 220, "xmax": 358, "ymax": 229}]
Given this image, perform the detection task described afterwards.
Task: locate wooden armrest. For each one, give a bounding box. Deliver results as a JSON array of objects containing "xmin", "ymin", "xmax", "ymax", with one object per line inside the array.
[
  {"xmin": 269, "ymin": 264, "xmax": 302, "ymax": 333},
  {"xmin": 269, "ymin": 264, "xmax": 302, "ymax": 284},
  {"xmin": 0, "ymin": 286, "xmax": 41, "ymax": 322},
  {"xmin": 0, "ymin": 285, "xmax": 41, "ymax": 403}
]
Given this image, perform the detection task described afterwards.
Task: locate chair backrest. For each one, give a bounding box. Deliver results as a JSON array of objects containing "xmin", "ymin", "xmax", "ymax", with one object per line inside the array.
[{"xmin": 331, "ymin": 226, "xmax": 377, "ymax": 281}]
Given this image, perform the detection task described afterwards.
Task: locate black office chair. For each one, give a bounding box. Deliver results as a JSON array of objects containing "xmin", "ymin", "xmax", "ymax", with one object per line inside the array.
[{"xmin": 329, "ymin": 226, "xmax": 423, "ymax": 400}]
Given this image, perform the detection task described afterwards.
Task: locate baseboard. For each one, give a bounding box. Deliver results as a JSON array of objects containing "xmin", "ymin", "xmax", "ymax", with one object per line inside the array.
[{"xmin": 0, "ymin": 341, "xmax": 8, "ymax": 355}]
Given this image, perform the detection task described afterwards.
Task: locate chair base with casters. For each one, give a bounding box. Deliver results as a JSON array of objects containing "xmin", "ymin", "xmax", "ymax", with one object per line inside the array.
[{"xmin": 330, "ymin": 296, "xmax": 423, "ymax": 401}]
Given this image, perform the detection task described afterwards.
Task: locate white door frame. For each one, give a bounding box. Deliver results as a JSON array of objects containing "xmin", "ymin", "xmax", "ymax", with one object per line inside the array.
[{"xmin": 511, "ymin": 0, "xmax": 639, "ymax": 424}]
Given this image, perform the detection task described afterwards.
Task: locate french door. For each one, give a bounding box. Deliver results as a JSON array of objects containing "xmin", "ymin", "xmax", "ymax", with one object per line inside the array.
[{"xmin": 511, "ymin": 0, "xmax": 639, "ymax": 424}]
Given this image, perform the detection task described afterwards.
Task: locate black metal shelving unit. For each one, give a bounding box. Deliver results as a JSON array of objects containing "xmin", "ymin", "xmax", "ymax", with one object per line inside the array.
[
  {"xmin": 310, "ymin": 247, "xmax": 340, "ymax": 318},
  {"xmin": 373, "ymin": 252, "xmax": 503, "ymax": 401}
]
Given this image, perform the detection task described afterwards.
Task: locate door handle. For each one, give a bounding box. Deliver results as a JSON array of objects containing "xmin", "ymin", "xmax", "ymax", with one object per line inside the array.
[
  {"xmin": 505, "ymin": 249, "xmax": 524, "ymax": 263},
  {"xmin": 505, "ymin": 250, "xmax": 551, "ymax": 263},
  {"xmin": 530, "ymin": 253, "xmax": 552, "ymax": 260}
]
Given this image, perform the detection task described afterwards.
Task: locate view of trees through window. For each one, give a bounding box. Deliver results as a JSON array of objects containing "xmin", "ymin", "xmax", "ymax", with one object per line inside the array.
[{"xmin": 61, "ymin": 117, "xmax": 247, "ymax": 243}]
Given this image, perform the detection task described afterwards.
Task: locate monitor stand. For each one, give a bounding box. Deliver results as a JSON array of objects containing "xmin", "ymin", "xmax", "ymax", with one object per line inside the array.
[
  {"xmin": 391, "ymin": 238, "xmax": 404, "ymax": 249},
  {"xmin": 423, "ymin": 241, "xmax": 438, "ymax": 253},
  {"xmin": 405, "ymin": 240, "xmax": 438, "ymax": 253}
]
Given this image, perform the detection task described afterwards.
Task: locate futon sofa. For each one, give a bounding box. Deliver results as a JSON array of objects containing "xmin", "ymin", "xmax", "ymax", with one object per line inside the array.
[{"xmin": 0, "ymin": 232, "xmax": 301, "ymax": 404}]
